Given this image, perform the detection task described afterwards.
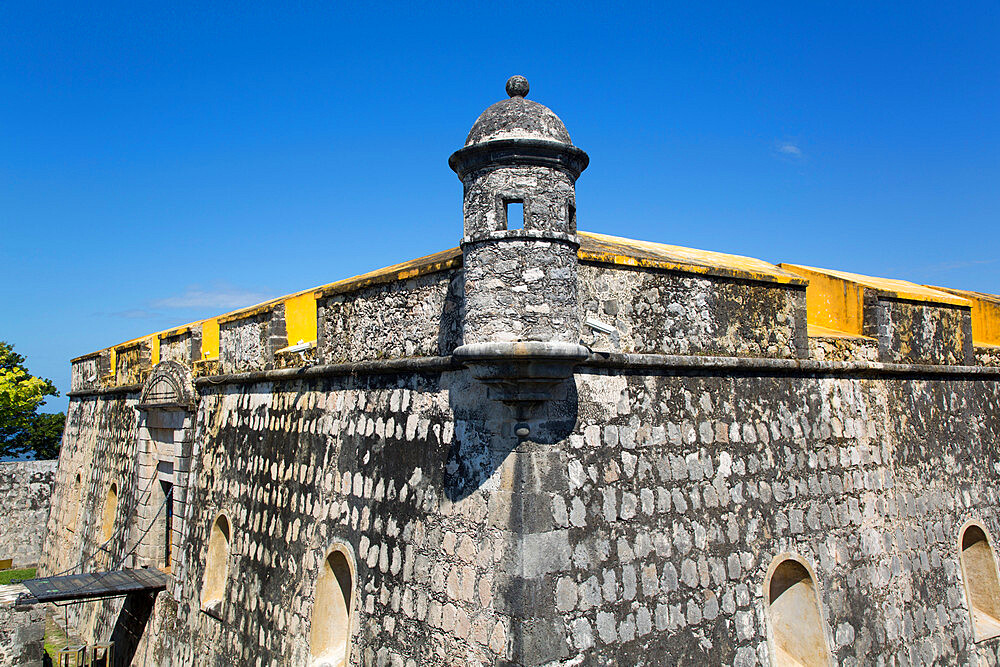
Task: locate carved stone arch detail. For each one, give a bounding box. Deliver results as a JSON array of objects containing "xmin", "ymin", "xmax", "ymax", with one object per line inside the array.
[{"xmin": 138, "ymin": 360, "xmax": 196, "ymax": 410}]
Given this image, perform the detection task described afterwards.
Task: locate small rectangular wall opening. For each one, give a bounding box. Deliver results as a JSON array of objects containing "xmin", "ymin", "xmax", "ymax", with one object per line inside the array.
[
  {"xmin": 568, "ymin": 203, "xmax": 577, "ymax": 232},
  {"xmin": 505, "ymin": 200, "xmax": 524, "ymax": 230},
  {"xmin": 161, "ymin": 481, "xmax": 173, "ymax": 569}
]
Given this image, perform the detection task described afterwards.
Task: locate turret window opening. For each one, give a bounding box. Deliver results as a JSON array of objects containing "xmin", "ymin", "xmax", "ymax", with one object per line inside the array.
[
  {"xmin": 504, "ymin": 199, "xmax": 525, "ymax": 230},
  {"xmin": 959, "ymin": 522, "xmax": 1000, "ymax": 641},
  {"xmin": 765, "ymin": 556, "xmax": 831, "ymax": 667},
  {"xmin": 567, "ymin": 202, "xmax": 577, "ymax": 232}
]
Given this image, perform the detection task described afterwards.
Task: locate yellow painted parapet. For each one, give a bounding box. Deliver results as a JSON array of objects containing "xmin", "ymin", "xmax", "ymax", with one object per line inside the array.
[
  {"xmin": 578, "ymin": 232, "xmax": 807, "ymax": 286},
  {"xmin": 283, "ymin": 292, "xmax": 316, "ymax": 346},
  {"xmin": 312, "ymin": 247, "xmax": 463, "ymax": 299},
  {"xmin": 927, "ymin": 286, "xmax": 1000, "ymax": 346},
  {"xmin": 780, "ymin": 263, "xmax": 971, "ymax": 337},
  {"xmin": 76, "ymin": 234, "xmax": 811, "ymax": 383},
  {"xmin": 201, "ymin": 319, "xmax": 220, "ymax": 360},
  {"xmin": 112, "ymin": 335, "xmax": 158, "ymax": 385}
]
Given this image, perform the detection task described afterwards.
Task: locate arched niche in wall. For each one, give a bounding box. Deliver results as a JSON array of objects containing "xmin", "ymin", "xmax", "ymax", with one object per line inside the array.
[
  {"xmin": 201, "ymin": 513, "xmax": 232, "ymax": 619},
  {"xmin": 67, "ymin": 472, "xmax": 82, "ymax": 533},
  {"xmin": 765, "ymin": 555, "xmax": 831, "ymax": 667},
  {"xmin": 959, "ymin": 521, "xmax": 1000, "ymax": 641},
  {"xmin": 100, "ymin": 482, "xmax": 118, "ymax": 543},
  {"xmin": 310, "ymin": 544, "xmax": 355, "ymax": 667}
]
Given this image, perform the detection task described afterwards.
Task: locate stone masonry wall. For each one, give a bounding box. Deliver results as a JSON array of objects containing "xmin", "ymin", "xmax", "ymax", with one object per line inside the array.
[
  {"xmin": 39, "ymin": 393, "xmax": 141, "ymax": 647},
  {"xmin": 807, "ymin": 335, "xmax": 879, "ymax": 363},
  {"xmin": 975, "ymin": 345, "xmax": 1000, "ymax": 367},
  {"xmin": 160, "ymin": 329, "xmax": 202, "ymax": 366},
  {"xmin": 70, "ymin": 353, "xmax": 107, "ymax": 392},
  {"xmin": 115, "ymin": 342, "xmax": 152, "ymax": 386},
  {"xmin": 551, "ymin": 370, "xmax": 1000, "ymax": 666},
  {"xmin": 128, "ymin": 371, "xmax": 520, "ymax": 666},
  {"xmin": 0, "ymin": 461, "xmax": 56, "ymax": 567},
  {"xmin": 219, "ymin": 304, "xmax": 287, "ymax": 374},
  {"xmin": 461, "ymin": 165, "xmax": 576, "ymax": 238},
  {"xmin": 319, "ymin": 270, "xmax": 464, "ymax": 364},
  {"xmin": 579, "ymin": 263, "xmax": 807, "ymax": 359},
  {"xmin": 864, "ymin": 296, "xmax": 974, "ymax": 366},
  {"xmin": 463, "ymin": 237, "xmax": 579, "ymax": 345},
  {"xmin": 0, "ymin": 585, "xmax": 45, "ymax": 667},
  {"xmin": 43, "ymin": 364, "xmax": 1000, "ymax": 666}
]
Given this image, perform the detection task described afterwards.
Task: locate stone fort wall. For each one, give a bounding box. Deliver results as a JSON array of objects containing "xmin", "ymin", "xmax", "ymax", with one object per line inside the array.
[
  {"xmin": 31, "ymin": 76, "xmax": 1000, "ymax": 667},
  {"xmin": 0, "ymin": 460, "xmax": 57, "ymax": 568},
  {"xmin": 38, "ymin": 189, "xmax": 1000, "ymax": 667},
  {"xmin": 40, "ymin": 358, "xmax": 1000, "ymax": 666}
]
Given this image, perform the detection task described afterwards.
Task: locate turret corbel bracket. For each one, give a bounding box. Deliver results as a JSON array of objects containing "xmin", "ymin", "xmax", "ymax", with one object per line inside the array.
[{"xmin": 452, "ymin": 341, "xmax": 590, "ymax": 438}]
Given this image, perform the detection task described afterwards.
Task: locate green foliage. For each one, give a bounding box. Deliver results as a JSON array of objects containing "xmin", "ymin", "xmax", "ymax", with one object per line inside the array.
[
  {"xmin": 0, "ymin": 567, "xmax": 36, "ymax": 585},
  {"xmin": 0, "ymin": 341, "xmax": 64, "ymax": 459}
]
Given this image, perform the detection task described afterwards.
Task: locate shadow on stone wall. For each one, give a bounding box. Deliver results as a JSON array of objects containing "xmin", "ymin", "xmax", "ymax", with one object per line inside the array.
[
  {"xmin": 109, "ymin": 591, "xmax": 156, "ymax": 667},
  {"xmin": 436, "ymin": 270, "xmax": 465, "ymax": 356},
  {"xmin": 444, "ymin": 374, "xmax": 578, "ymax": 502}
]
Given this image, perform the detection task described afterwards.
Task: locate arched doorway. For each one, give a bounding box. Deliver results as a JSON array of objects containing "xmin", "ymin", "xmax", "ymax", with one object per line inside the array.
[{"xmin": 136, "ymin": 362, "xmax": 196, "ymax": 590}]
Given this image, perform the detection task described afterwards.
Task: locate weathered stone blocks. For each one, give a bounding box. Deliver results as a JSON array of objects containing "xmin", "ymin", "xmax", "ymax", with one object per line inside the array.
[{"xmin": 0, "ymin": 461, "xmax": 56, "ymax": 568}]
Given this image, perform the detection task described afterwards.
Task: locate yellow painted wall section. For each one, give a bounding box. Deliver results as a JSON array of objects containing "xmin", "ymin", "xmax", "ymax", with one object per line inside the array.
[
  {"xmin": 151, "ymin": 336, "xmax": 160, "ymax": 366},
  {"xmin": 975, "ymin": 298, "xmax": 1000, "ymax": 346},
  {"xmin": 779, "ymin": 264, "xmax": 864, "ymax": 336},
  {"xmin": 201, "ymin": 319, "xmax": 220, "ymax": 360},
  {"xmin": 284, "ymin": 292, "xmax": 317, "ymax": 345}
]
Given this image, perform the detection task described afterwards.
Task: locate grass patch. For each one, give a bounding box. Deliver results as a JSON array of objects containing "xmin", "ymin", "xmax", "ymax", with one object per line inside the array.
[
  {"xmin": 0, "ymin": 567, "xmax": 36, "ymax": 585},
  {"xmin": 45, "ymin": 612, "xmax": 72, "ymax": 665}
]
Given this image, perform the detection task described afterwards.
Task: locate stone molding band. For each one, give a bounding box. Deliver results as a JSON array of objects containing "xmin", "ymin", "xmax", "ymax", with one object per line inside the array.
[
  {"xmin": 65, "ymin": 352, "xmax": 1000, "ymax": 397},
  {"xmin": 67, "ymin": 384, "xmax": 142, "ymax": 397},
  {"xmin": 581, "ymin": 351, "xmax": 1000, "ymax": 378},
  {"xmin": 192, "ymin": 356, "xmax": 465, "ymax": 387},
  {"xmin": 461, "ymin": 230, "xmax": 580, "ymax": 247},
  {"xmin": 448, "ymin": 139, "xmax": 590, "ymax": 180}
]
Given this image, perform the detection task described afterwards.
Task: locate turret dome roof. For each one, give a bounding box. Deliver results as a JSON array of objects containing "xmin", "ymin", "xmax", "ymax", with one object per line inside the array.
[{"xmin": 464, "ymin": 76, "xmax": 572, "ymax": 146}]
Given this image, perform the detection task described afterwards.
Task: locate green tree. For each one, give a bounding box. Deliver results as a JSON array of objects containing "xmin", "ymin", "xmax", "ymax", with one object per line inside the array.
[{"xmin": 0, "ymin": 341, "xmax": 65, "ymax": 459}]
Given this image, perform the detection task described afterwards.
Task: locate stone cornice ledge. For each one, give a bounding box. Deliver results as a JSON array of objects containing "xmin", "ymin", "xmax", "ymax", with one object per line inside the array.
[
  {"xmin": 67, "ymin": 384, "xmax": 142, "ymax": 397},
  {"xmin": 193, "ymin": 356, "xmax": 463, "ymax": 388},
  {"xmin": 582, "ymin": 352, "xmax": 1000, "ymax": 378},
  {"xmin": 65, "ymin": 351, "xmax": 1000, "ymax": 397},
  {"xmin": 453, "ymin": 341, "xmax": 591, "ymax": 363}
]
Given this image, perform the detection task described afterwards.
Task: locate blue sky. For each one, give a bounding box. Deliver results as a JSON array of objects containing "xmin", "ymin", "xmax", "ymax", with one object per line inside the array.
[{"xmin": 3, "ymin": 1, "xmax": 998, "ymax": 412}]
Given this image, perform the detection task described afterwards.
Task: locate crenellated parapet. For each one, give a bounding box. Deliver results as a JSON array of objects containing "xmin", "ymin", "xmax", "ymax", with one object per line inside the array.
[
  {"xmin": 64, "ymin": 80, "xmax": 998, "ymax": 393},
  {"xmin": 70, "ymin": 350, "xmax": 111, "ymax": 392},
  {"xmin": 67, "ymin": 243, "xmax": 1000, "ymax": 396},
  {"xmin": 781, "ymin": 263, "xmax": 975, "ymax": 365},
  {"xmin": 928, "ymin": 286, "xmax": 1000, "ymax": 367}
]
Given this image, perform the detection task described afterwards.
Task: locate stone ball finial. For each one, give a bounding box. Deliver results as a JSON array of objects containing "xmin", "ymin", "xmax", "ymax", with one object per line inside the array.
[{"xmin": 506, "ymin": 75, "xmax": 529, "ymax": 98}]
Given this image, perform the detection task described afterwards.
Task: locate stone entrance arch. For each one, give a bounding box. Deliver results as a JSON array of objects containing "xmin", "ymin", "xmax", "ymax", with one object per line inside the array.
[{"xmin": 135, "ymin": 361, "xmax": 196, "ymax": 596}]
